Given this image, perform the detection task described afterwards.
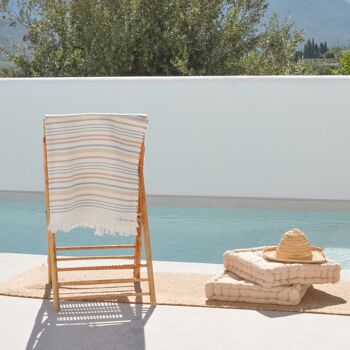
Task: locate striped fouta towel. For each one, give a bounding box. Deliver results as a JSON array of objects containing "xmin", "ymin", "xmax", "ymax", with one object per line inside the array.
[{"xmin": 44, "ymin": 113, "xmax": 148, "ymax": 236}]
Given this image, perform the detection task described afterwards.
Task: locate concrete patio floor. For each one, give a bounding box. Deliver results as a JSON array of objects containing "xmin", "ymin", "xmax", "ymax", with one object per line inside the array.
[{"xmin": 0, "ymin": 253, "xmax": 349, "ymax": 350}]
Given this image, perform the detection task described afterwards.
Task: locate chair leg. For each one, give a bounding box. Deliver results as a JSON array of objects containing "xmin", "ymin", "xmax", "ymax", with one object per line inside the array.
[
  {"xmin": 133, "ymin": 218, "xmax": 142, "ymax": 278},
  {"xmin": 142, "ymin": 218, "xmax": 156, "ymax": 306},
  {"xmin": 47, "ymin": 232, "xmax": 52, "ymax": 283},
  {"xmin": 48, "ymin": 232, "xmax": 60, "ymax": 311}
]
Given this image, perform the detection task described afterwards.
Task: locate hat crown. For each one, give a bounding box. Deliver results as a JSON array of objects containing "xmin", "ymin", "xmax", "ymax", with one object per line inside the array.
[{"xmin": 276, "ymin": 228, "xmax": 313, "ymax": 261}]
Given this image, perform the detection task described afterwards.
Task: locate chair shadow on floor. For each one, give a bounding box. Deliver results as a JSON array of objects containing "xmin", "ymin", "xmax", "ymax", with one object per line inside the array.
[{"xmin": 25, "ymin": 285, "xmax": 155, "ymax": 350}]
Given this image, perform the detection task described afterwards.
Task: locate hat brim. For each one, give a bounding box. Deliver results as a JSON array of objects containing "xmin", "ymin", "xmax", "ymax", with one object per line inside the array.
[{"xmin": 262, "ymin": 246, "xmax": 326, "ymax": 264}]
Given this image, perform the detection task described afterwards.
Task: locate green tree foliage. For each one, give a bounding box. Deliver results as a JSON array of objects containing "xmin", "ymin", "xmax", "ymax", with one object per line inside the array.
[
  {"xmin": 0, "ymin": 0, "xmax": 305, "ymax": 76},
  {"xmin": 303, "ymin": 38, "xmax": 328, "ymax": 59},
  {"xmin": 294, "ymin": 50, "xmax": 303, "ymax": 62},
  {"xmin": 243, "ymin": 14, "xmax": 308, "ymax": 74},
  {"xmin": 332, "ymin": 50, "xmax": 350, "ymax": 75},
  {"xmin": 339, "ymin": 51, "xmax": 350, "ymax": 74},
  {"xmin": 325, "ymin": 46, "xmax": 347, "ymax": 60}
]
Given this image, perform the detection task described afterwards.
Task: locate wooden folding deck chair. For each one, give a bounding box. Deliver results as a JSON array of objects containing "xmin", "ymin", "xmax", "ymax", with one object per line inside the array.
[{"xmin": 43, "ymin": 114, "xmax": 156, "ymax": 311}]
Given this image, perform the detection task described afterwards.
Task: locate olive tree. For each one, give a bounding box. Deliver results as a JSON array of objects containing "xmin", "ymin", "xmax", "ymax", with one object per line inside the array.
[{"xmin": 0, "ymin": 0, "xmax": 305, "ymax": 76}]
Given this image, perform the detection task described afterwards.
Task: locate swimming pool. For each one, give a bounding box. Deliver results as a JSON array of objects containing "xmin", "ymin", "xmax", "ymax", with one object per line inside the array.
[{"xmin": 1, "ymin": 199, "xmax": 350, "ymax": 268}]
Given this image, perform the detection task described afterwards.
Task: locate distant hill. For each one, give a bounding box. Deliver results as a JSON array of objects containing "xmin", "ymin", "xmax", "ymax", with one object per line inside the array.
[{"xmin": 267, "ymin": 0, "xmax": 350, "ymax": 47}]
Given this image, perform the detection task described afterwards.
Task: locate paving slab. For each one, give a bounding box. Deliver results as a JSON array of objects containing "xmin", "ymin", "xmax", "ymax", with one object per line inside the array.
[{"xmin": 0, "ymin": 253, "xmax": 349, "ymax": 350}]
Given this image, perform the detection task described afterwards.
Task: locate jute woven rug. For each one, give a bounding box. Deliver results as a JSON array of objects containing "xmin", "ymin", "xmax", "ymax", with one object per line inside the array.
[{"xmin": 0, "ymin": 265, "xmax": 349, "ymax": 316}]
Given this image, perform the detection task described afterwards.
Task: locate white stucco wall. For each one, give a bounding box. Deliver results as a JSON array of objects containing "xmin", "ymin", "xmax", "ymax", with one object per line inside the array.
[{"xmin": 0, "ymin": 76, "xmax": 349, "ymax": 199}]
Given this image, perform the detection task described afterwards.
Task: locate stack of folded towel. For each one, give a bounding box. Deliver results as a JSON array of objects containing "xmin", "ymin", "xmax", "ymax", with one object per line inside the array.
[{"xmin": 205, "ymin": 230, "xmax": 341, "ymax": 306}]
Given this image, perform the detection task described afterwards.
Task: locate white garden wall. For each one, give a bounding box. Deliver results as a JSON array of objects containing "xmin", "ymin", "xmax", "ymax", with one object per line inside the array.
[{"xmin": 0, "ymin": 76, "xmax": 349, "ymax": 200}]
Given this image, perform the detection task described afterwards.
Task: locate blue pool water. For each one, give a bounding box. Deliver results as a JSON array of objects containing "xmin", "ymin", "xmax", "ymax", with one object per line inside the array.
[{"xmin": 1, "ymin": 200, "xmax": 350, "ymax": 268}]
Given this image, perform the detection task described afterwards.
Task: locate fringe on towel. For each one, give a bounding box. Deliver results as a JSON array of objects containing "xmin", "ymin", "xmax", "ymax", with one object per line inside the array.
[{"xmin": 48, "ymin": 207, "xmax": 138, "ymax": 236}]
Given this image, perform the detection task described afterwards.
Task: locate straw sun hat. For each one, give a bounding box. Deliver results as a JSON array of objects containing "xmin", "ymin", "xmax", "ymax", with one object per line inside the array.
[{"xmin": 263, "ymin": 228, "xmax": 326, "ymax": 264}]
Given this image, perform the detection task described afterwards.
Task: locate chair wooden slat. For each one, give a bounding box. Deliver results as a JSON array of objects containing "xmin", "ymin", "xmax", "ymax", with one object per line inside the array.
[
  {"xmin": 59, "ymin": 277, "xmax": 148, "ymax": 286},
  {"xmin": 57, "ymin": 264, "xmax": 147, "ymax": 272},
  {"xmin": 56, "ymin": 255, "xmax": 135, "ymax": 261},
  {"xmin": 56, "ymin": 244, "xmax": 136, "ymax": 251}
]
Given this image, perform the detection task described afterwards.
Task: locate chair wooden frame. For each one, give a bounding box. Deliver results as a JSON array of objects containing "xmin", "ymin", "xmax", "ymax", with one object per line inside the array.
[{"xmin": 43, "ymin": 127, "xmax": 156, "ymax": 311}]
